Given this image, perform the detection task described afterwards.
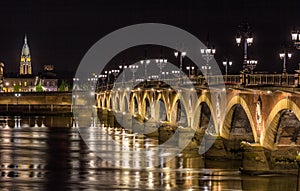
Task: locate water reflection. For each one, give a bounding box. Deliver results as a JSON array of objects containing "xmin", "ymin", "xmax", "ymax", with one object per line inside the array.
[{"xmin": 0, "ymin": 115, "xmax": 297, "ymax": 190}]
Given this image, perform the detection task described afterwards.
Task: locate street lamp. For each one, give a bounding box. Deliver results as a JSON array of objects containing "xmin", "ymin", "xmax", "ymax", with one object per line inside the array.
[
  {"xmin": 279, "ymin": 49, "xmax": 292, "ymax": 74},
  {"xmin": 186, "ymin": 66, "xmax": 195, "ymax": 78},
  {"xmin": 172, "ymin": 70, "xmax": 180, "ymax": 78},
  {"xmin": 119, "ymin": 65, "xmax": 127, "ymax": 86},
  {"xmin": 99, "ymin": 74, "xmax": 107, "ymax": 90},
  {"xmin": 201, "ymin": 65, "xmax": 211, "ymax": 77},
  {"xmin": 129, "ymin": 65, "xmax": 139, "ymax": 82},
  {"xmin": 150, "ymin": 75, "xmax": 159, "ymax": 80},
  {"xmin": 156, "ymin": 58, "xmax": 167, "ymax": 80},
  {"xmin": 111, "ymin": 69, "xmax": 120, "ymax": 82},
  {"xmin": 171, "ymin": 70, "xmax": 180, "ymax": 86},
  {"xmin": 161, "ymin": 71, "xmax": 169, "ymax": 80},
  {"xmin": 140, "ymin": 59, "xmax": 151, "ymax": 80},
  {"xmin": 174, "ymin": 51, "xmax": 186, "ymax": 80},
  {"xmin": 14, "ymin": 93, "xmax": 21, "ymax": 105},
  {"xmin": 73, "ymin": 77, "xmax": 79, "ymax": 90},
  {"xmin": 235, "ymin": 21, "xmax": 254, "ymax": 72},
  {"xmin": 200, "ymin": 44, "xmax": 216, "ymax": 77},
  {"xmin": 222, "ymin": 59, "xmax": 233, "ymax": 76},
  {"xmin": 88, "ymin": 75, "xmax": 97, "ymax": 90},
  {"xmin": 246, "ymin": 59, "xmax": 258, "ymax": 74},
  {"xmin": 291, "ymin": 27, "xmax": 300, "ymax": 50},
  {"xmin": 104, "ymin": 70, "xmax": 112, "ymax": 89}
]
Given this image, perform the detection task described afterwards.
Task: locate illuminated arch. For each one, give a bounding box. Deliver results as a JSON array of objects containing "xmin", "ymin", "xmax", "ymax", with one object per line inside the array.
[
  {"xmin": 96, "ymin": 93, "xmax": 101, "ymax": 108},
  {"xmin": 109, "ymin": 97, "xmax": 113, "ymax": 110},
  {"xmin": 193, "ymin": 95, "xmax": 218, "ymax": 133},
  {"xmin": 104, "ymin": 97, "xmax": 107, "ymax": 108},
  {"xmin": 114, "ymin": 94, "xmax": 120, "ymax": 111},
  {"xmin": 170, "ymin": 93, "xmax": 189, "ymax": 126},
  {"xmin": 141, "ymin": 93, "xmax": 152, "ymax": 119},
  {"xmin": 261, "ymin": 98, "xmax": 300, "ymax": 150},
  {"xmin": 221, "ymin": 95, "xmax": 257, "ymax": 142},
  {"xmin": 152, "ymin": 95, "xmax": 168, "ymax": 122},
  {"xmin": 121, "ymin": 94, "xmax": 130, "ymax": 113},
  {"xmin": 130, "ymin": 93, "xmax": 140, "ymax": 115}
]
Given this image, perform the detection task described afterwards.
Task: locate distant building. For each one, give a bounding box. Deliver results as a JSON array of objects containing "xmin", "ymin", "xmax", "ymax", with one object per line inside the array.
[
  {"xmin": 43, "ymin": 65, "xmax": 54, "ymax": 71},
  {"xmin": 2, "ymin": 35, "xmax": 58, "ymax": 92},
  {"xmin": 3, "ymin": 77, "xmax": 58, "ymax": 92},
  {"xmin": 20, "ymin": 35, "xmax": 32, "ymax": 75}
]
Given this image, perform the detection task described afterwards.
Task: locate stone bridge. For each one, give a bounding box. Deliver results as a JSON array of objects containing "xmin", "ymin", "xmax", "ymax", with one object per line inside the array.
[{"xmin": 96, "ymin": 78, "xmax": 300, "ymax": 152}]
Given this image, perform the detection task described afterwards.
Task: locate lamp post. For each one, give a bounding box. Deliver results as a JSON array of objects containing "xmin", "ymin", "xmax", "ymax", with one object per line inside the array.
[
  {"xmin": 291, "ymin": 27, "xmax": 300, "ymax": 50},
  {"xmin": 99, "ymin": 74, "xmax": 107, "ymax": 90},
  {"xmin": 161, "ymin": 71, "xmax": 169, "ymax": 80},
  {"xmin": 201, "ymin": 65, "xmax": 211, "ymax": 79},
  {"xmin": 73, "ymin": 77, "xmax": 79, "ymax": 90},
  {"xmin": 14, "ymin": 93, "xmax": 21, "ymax": 105},
  {"xmin": 88, "ymin": 75, "xmax": 97, "ymax": 91},
  {"xmin": 279, "ymin": 49, "xmax": 292, "ymax": 74},
  {"xmin": 200, "ymin": 45, "xmax": 216, "ymax": 77},
  {"xmin": 111, "ymin": 69, "xmax": 120, "ymax": 82},
  {"xmin": 111, "ymin": 69, "xmax": 120, "ymax": 89},
  {"xmin": 235, "ymin": 22, "xmax": 254, "ymax": 73},
  {"xmin": 222, "ymin": 59, "xmax": 233, "ymax": 76},
  {"xmin": 172, "ymin": 70, "xmax": 180, "ymax": 86},
  {"xmin": 186, "ymin": 66, "xmax": 195, "ymax": 78},
  {"xmin": 140, "ymin": 59, "xmax": 150, "ymax": 80},
  {"xmin": 104, "ymin": 70, "xmax": 112, "ymax": 89},
  {"xmin": 129, "ymin": 65, "xmax": 139, "ymax": 82},
  {"xmin": 119, "ymin": 65, "xmax": 127, "ymax": 86},
  {"xmin": 156, "ymin": 58, "xmax": 167, "ymax": 80},
  {"xmin": 174, "ymin": 51, "xmax": 186, "ymax": 81},
  {"xmin": 246, "ymin": 59, "xmax": 258, "ymax": 74},
  {"xmin": 172, "ymin": 70, "xmax": 180, "ymax": 77}
]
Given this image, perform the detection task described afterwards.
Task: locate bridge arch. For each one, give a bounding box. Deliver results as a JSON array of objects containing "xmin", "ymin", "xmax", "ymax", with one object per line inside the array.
[
  {"xmin": 193, "ymin": 95, "xmax": 218, "ymax": 133},
  {"xmin": 141, "ymin": 95, "xmax": 152, "ymax": 120},
  {"xmin": 113, "ymin": 94, "xmax": 121, "ymax": 112},
  {"xmin": 121, "ymin": 94, "xmax": 130, "ymax": 113},
  {"xmin": 109, "ymin": 96, "xmax": 113, "ymax": 110},
  {"xmin": 104, "ymin": 97, "xmax": 107, "ymax": 108},
  {"xmin": 152, "ymin": 96, "xmax": 168, "ymax": 122},
  {"xmin": 261, "ymin": 98, "xmax": 300, "ymax": 150},
  {"xmin": 221, "ymin": 95, "xmax": 257, "ymax": 142},
  {"xmin": 170, "ymin": 93, "xmax": 189, "ymax": 127},
  {"xmin": 130, "ymin": 93, "xmax": 140, "ymax": 115}
]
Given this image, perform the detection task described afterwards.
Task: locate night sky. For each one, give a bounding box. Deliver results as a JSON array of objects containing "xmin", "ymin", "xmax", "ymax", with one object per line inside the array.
[{"xmin": 0, "ymin": 0, "xmax": 300, "ymax": 80}]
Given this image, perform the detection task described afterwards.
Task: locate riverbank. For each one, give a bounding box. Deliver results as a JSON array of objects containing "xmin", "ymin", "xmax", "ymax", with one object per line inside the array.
[{"xmin": 0, "ymin": 92, "xmax": 72, "ymax": 115}]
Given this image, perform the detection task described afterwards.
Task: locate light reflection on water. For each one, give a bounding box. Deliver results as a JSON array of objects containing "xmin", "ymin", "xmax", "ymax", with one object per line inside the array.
[{"xmin": 0, "ymin": 116, "xmax": 297, "ymax": 191}]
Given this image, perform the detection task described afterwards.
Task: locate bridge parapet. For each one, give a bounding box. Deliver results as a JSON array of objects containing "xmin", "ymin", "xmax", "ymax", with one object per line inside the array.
[{"xmin": 96, "ymin": 74, "xmax": 299, "ymax": 92}]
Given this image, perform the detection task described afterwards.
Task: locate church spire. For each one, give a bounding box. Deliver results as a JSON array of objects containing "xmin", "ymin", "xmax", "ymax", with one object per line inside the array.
[
  {"xmin": 20, "ymin": 34, "xmax": 32, "ymax": 75},
  {"xmin": 24, "ymin": 34, "xmax": 27, "ymax": 44}
]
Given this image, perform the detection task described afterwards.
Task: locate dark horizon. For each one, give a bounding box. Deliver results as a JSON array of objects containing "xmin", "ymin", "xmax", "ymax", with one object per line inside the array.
[{"xmin": 0, "ymin": 0, "xmax": 300, "ymax": 80}]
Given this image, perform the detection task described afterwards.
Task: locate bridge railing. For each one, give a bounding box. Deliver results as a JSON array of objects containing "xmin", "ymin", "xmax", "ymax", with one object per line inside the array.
[
  {"xmin": 246, "ymin": 74, "xmax": 299, "ymax": 87},
  {"xmin": 96, "ymin": 73, "xmax": 300, "ymax": 91}
]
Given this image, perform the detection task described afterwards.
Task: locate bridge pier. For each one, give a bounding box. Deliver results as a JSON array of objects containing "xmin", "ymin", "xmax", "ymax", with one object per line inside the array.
[
  {"xmin": 203, "ymin": 135, "xmax": 228, "ymax": 159},
  {"xmin": 240, "ymin": 142, "xmax": 270, "ymax": 174},
  {"xmin": 177, "ymin": 128, "xmax": 198, "ymax": 153}
]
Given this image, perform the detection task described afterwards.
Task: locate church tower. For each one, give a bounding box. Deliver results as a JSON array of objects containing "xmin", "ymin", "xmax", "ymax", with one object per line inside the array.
[{"xmin": 20, "ymin": 35, "xmax": 32, "ymax": 75}]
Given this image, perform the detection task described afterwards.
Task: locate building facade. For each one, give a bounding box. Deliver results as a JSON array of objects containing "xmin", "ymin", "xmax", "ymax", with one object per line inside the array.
[
  {"xmin": 3, "ymin": 77, "xmax": 58, "ymax": 92},
  {"xmin": 2, "ymin": 35, "xmax": 58, "ymax": 92}
]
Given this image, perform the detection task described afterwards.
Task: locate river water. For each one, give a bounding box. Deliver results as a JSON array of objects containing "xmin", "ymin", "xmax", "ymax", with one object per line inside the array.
[{"xmin": 0, "ymin": 116, "xmax": 297, "ymax": 191}]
